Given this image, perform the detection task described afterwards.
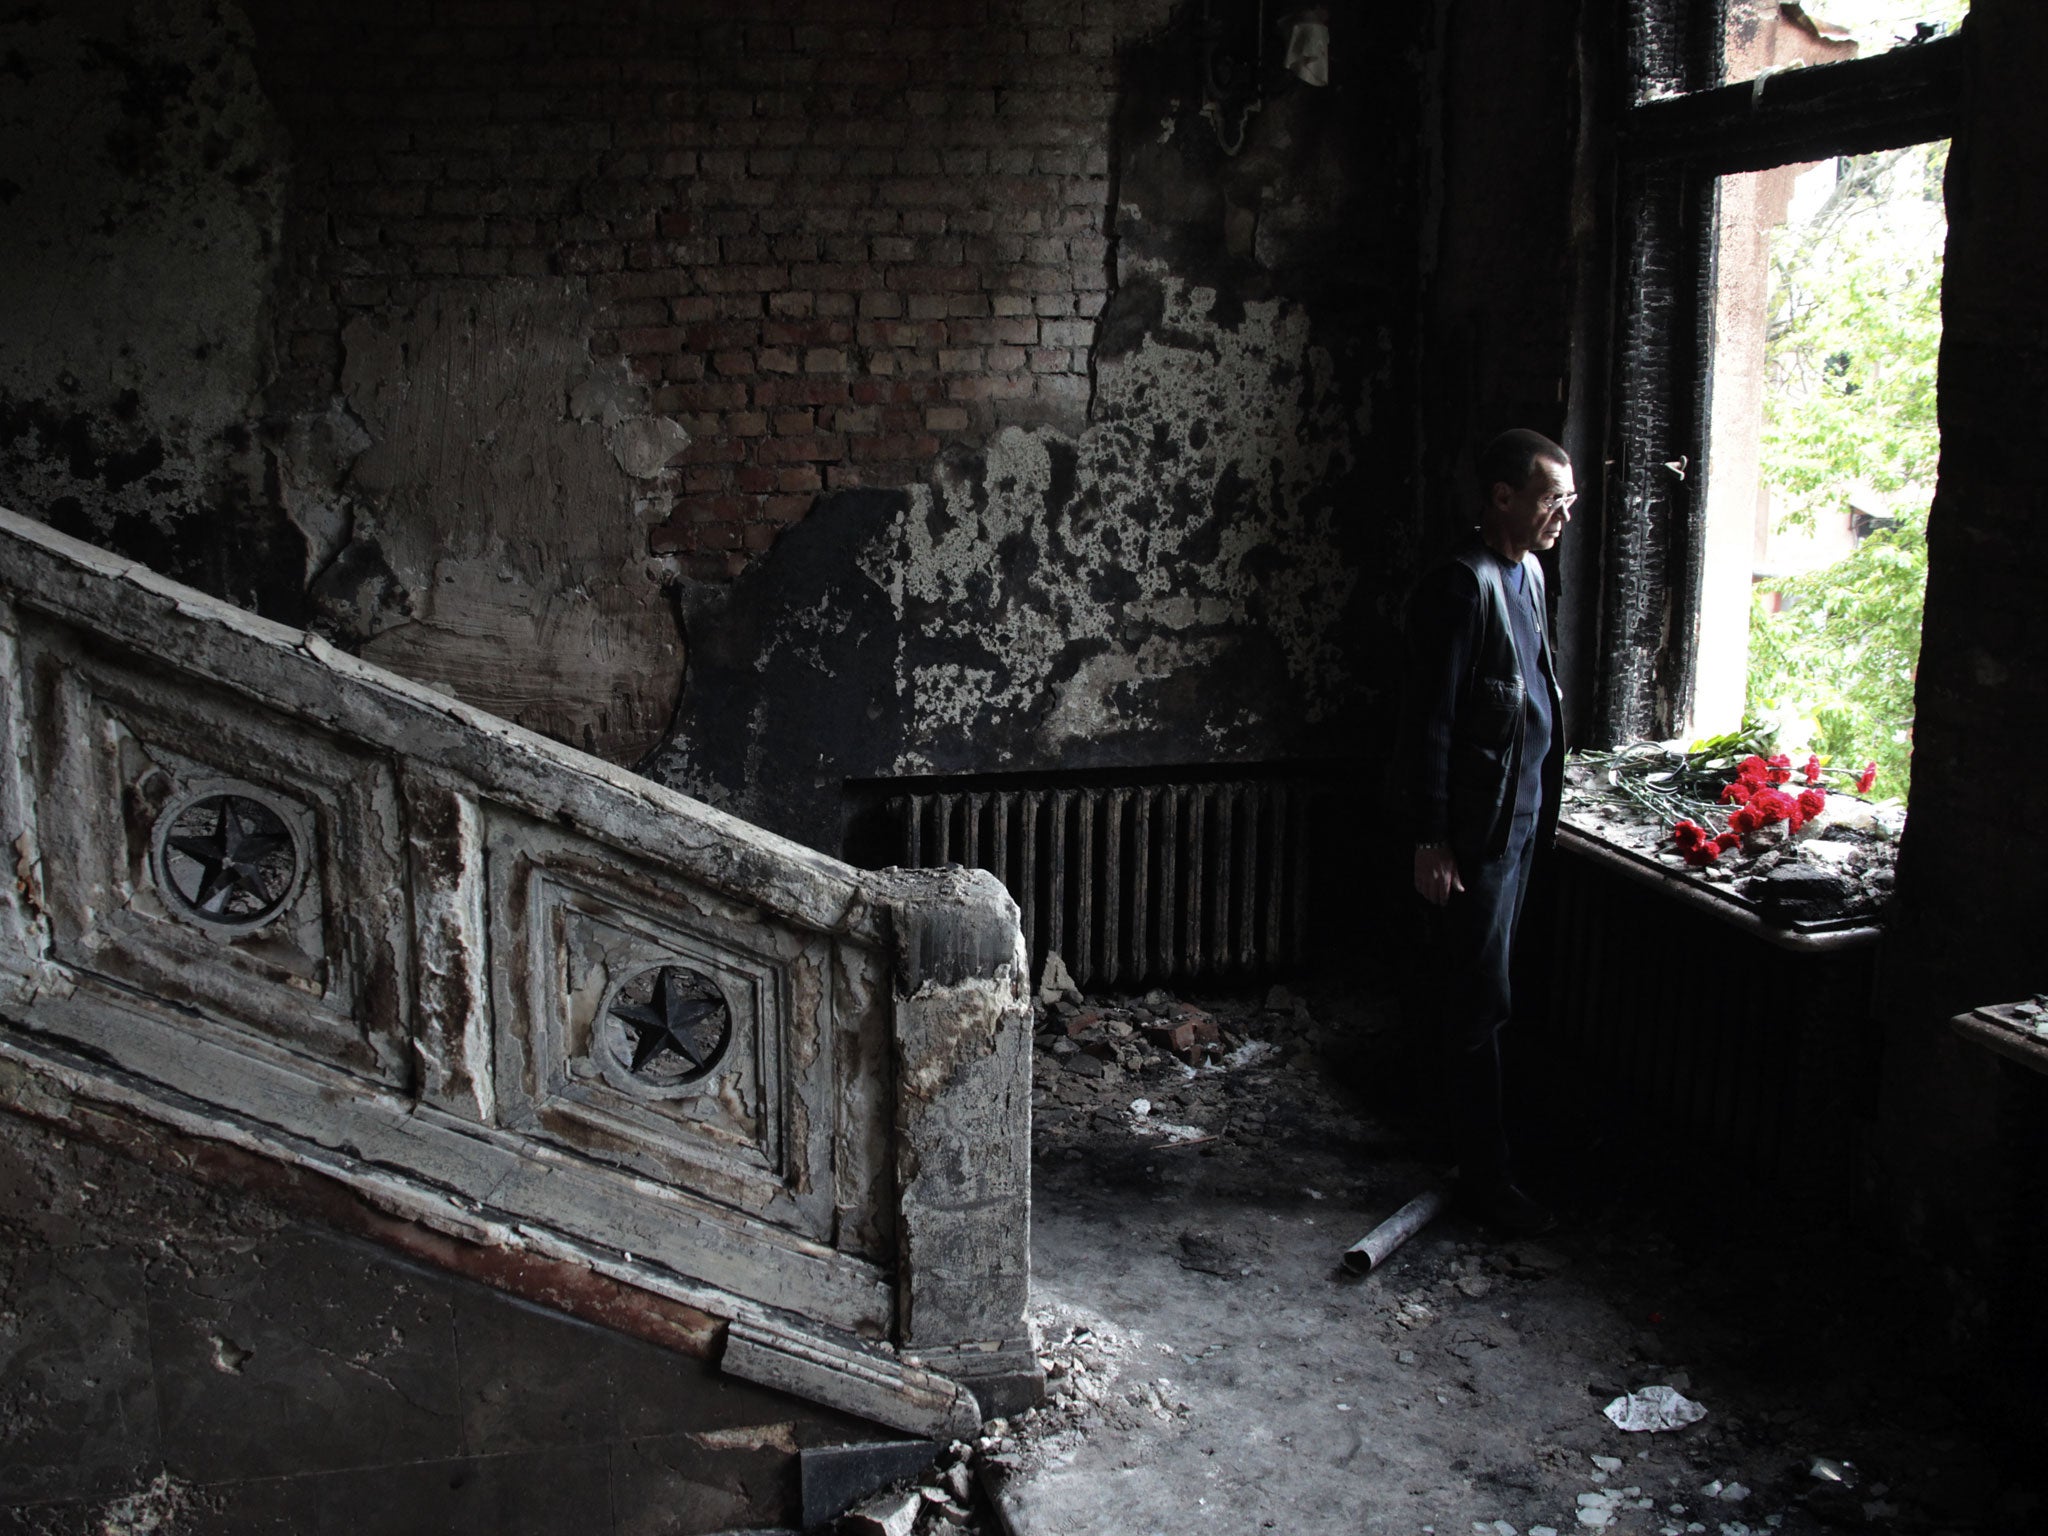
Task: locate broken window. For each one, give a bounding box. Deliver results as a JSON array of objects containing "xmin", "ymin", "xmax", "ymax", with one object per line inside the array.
[
  {"xmin": 1590, "ymin": 0, "xmax": 1964, "ymax": 762},
  {"xmin": 1704, "ymin": 138, "xmax": 1946, "ymax": 800}
]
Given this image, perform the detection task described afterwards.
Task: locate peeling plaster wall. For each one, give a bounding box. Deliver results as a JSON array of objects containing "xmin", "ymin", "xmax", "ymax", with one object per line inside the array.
[
  {"xmin": 0, "ymin": 0, "xmax": 297, "ymax": 616},
  {"xmin": 897, "ymin": 283, "xmax": 1360, "ymax": 767},
  {"xmin": 0, "ymin": 2, "xmax": 702, "ymax": 765},
  {"xmin": 654, "ymin": 7, "xmax": 1422, "ymax": 855}
]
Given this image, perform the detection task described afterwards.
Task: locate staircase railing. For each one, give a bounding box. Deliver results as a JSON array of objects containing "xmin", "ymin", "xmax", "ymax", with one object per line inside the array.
[{"xmin": 0, "ymin": 507, "xmax": 1038, "ymax": 1434}]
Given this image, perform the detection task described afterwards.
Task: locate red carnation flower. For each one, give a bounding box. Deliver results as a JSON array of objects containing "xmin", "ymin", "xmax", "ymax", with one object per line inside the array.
[
  {"xmin": 1684, "ymin": 841, "xmax": 1720, "ymax": 867},
  {"xmin": 1798, "ymin": 787, "xmax": 1827, "ymax": 818},
  {"xmin": 1714, "ymin": 830, "xmax": 1742, "ymax": 852},
  {"xmin": 1672, "ymin": 819, "xmax": 1705, "ymax": 850},
  {"xmin": 1729, "ymin": 806, "xmax": 1760, "ymax": 834},
  {"xmin": 1787, "ymin": 807, "xmax": 1805, "ymax": 833},
  {"xmin": 1766, "ymin": 753, "xmax": 1793, "ymax": 785},
  {"xmin": 1803, "ymin": 754, "xmax": 1822, "ymax": 785},
  {"xmin": 1736, "ymin": 755, "xmax": 1770, "ymax": 785},
  {"xmin": 1749, "ymin": 788, "xmax": 1794, "ymax": 825},
  {"xmin": 1719, "ymin": 782, "xmax": 1753, "ymax": 805},
  {"xmin": 1855, "ymin": 761, "xmax": 1878, "ymax": 794}
]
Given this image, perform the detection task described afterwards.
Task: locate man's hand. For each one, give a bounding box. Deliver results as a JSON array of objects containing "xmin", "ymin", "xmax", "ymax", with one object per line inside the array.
[{"xmin": 1413, "ymin": 845, "xmax": 1464, "ymax": 907}]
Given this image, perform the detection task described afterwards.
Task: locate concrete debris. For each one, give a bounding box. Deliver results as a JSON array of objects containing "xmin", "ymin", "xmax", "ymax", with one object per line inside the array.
[
  {"xmin": 970, "ymin": 1295, "xmax": 1172, "ymax": 1485},
  {"xmin": 1031, "ymin": 982, "xmax": 1363, "ymax": 1160},
  {"xmin": 1393, "ymin": 1293, "xmax": 1439, "ymax": 1329},
  {"xmin": 1574, "ymin": 1484, "xmax": 1652, "ymax": 1528},
  {"xmin": 207, "ymin": 1334, "xmax": 253, "ymax": 1374},
  {"xmin": 841, "ymin": 1488, "xmax": 922, "ymax": 1536},
  {"xmin": 1220, "ymin": 1039, "xmax": 1283, "ymax": 1070},
  {"xmin": 1037, "ymin": 951, "xmax": 1081, "ymax": 1007},
  {"xmin": 824, "ymin": 1434, "xmax": 1004, "ymax": 1536}
]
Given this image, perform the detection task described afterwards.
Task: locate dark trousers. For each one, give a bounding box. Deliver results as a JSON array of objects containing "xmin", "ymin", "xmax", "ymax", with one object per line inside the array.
[{"xmin": 1433, "ymin": 812, "xmax": 1539, "ymax": 1183}]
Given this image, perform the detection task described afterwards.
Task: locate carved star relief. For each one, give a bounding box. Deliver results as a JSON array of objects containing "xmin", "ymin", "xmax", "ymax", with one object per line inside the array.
[
  {"xmin": 608, "ymin": 967, "xmax": 727, "ymax": 1074},
  {"xmin": 167, "ymin": 795, "xmax": 294, "ymax": 917}
]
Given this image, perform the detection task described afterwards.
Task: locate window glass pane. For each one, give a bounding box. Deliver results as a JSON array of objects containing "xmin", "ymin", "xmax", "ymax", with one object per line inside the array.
[
  {"xmin": 1723, "ymin": 1, "xmax": 1967, "ymax": 87},
  {"xmin": 1697, "ymin": 141, "xmax": 1944, "ymax": 799}
]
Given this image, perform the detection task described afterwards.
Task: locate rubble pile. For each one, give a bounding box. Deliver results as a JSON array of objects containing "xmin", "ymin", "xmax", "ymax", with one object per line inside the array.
[
  {"xmin": 984, "ymin": 1299, "xmax": 1173, "ymax": 1475},
  {"xmin": 833, "ymin": 1441, "xmax": 980, "ymax": 1536},
  {"xmin": 835, "ymin": 1301, "xmax": 1175, "ymax": 1535},
  {"xmin": 1030, "ymin": 970, "xmax": 1372, "ymax": 1161}
]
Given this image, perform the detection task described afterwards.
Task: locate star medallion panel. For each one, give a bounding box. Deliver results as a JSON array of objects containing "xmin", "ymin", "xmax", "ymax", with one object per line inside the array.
[
  {"xmin": 18, "ymin": 621, "xmax": 413, "ymax": 1089},
  {"xmin": 484, "ymin": 816, "xmax": 843, "ymax": 1247}
]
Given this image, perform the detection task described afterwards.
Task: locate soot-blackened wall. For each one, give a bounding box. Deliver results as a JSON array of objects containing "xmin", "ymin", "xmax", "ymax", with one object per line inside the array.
[
  {"xmin": 0, "ymin": 1, "xmax": 1431, "ymax": 857},
  {"xmin": 659, "ymin": 10, "xmax": 1426, "ymax": 852}
]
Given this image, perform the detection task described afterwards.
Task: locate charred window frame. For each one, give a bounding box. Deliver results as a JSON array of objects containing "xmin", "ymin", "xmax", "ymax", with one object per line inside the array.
[{"xmin": 1588, "ymin": 2, "xmax": 1965, "ymax": 745}]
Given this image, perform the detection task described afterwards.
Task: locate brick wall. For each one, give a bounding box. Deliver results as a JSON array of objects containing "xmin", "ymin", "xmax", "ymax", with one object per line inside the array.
[{"xmin": 254, "ymin": 0, "xmax": 1147, "ymax": 580}]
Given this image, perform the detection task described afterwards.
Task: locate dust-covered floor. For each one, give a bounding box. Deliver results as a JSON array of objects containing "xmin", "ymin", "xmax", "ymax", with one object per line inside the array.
[{"xmin": 971, "ymin": 978, "xmax": 2041, "ymax": 1536}]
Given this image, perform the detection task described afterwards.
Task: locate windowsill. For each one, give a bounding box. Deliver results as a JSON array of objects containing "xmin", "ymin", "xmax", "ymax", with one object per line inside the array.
[
  {"xmin": 1557, "ymin": 822, "xmax": 1885, "ymax": 955},
  {"xmin": 1949, "ymin": 1001, "xmax": 2048, "ymax": 1078}
]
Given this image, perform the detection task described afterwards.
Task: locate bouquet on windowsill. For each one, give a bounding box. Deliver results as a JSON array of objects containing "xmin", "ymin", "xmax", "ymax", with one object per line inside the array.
[
  {"xmin": 1566, "ymin": 724, "xmax": 1890, "ymax": 868},
  {"xmin": 1667, "ymin": 752, "xmax": 1875, "ymax": 868},
  {"xmin": 1562, "ymin": 728, "xmax": 1899, "ymax": 925}
]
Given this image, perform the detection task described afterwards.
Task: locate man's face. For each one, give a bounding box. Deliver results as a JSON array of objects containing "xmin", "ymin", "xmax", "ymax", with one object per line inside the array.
[{"xmin": 1491, "ymin": 455, "xmax": 1576, "ymax": 555}]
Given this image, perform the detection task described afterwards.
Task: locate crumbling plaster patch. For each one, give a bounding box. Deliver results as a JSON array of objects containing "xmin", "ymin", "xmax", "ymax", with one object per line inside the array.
[
  {"xmin": 648, "ymin": 273, "xmax": 1377, "ymax": 854},
  {"xmin": 893, "ymin": 269, "xmax": 1359, "ymax": 768},
  {"xmin": 299, "ymin": 281, "xmax": 689, "ymax": 765}
]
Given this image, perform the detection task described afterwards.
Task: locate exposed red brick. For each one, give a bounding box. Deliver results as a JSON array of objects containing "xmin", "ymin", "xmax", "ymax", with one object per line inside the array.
[
  {"xmin": 261, "ymin": 2, "xmax": 1115, "ymax": 580},
  {"xmin": 849, "ymin": 433, "xmax": 940, "ymax": 462},
  {"xmin": 758, "ymin": 433, "xmax": 848, "ymax": 463}
]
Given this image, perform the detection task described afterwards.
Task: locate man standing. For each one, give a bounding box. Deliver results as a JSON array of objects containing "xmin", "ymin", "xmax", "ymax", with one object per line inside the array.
[{"xmin": 1398, "ymin": 428, "xmax": 1573, "ymax": 1234}]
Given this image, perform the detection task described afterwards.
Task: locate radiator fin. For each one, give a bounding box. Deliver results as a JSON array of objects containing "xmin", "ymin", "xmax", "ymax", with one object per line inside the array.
[{"xmin": 889, "ymin": 778, "xmax": 1314, "ymax": 989}]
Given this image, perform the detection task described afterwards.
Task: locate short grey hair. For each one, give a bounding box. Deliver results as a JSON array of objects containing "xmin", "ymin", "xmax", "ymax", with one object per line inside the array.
[{"xmin": 1478, "ymin": 429, "xmax": 1569, "ymax": 496}]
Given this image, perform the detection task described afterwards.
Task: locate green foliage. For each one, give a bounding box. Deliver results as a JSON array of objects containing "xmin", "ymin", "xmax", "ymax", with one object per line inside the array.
[
  {"xmin": 1746, "ymin": 141, "xmax": 1944, "ymax": 800},
  {"xmin": 1746, "ymin": 513, "xmax": 1924, "ymax": 798}
]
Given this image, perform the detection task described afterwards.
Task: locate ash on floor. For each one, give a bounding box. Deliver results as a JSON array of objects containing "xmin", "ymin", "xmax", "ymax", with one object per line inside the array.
[{"xmin": 971, "ymin": 972, "xmax": 2040, "ymax": 1536}]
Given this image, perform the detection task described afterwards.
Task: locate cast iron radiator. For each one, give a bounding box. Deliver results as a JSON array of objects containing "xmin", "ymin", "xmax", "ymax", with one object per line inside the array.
[
  {"xmin": 1541, "ymin": 828, "xmax": 1882, "ymax": 1201},
  {"xmin": 888, "ymin": 778, "xmax": 1315, "ymax": 991}
]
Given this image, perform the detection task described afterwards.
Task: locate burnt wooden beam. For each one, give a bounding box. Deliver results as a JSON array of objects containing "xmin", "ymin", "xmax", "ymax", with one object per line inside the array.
[{"xmin": 1622, "ymin": 33, "xmax": 1964, "ymax": 173}]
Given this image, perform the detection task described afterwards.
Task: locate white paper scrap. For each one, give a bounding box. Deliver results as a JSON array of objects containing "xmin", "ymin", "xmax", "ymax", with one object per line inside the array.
[{"xmin": 1602, "ymin": 1385, "xmax": 1708, "ymax": 1433}]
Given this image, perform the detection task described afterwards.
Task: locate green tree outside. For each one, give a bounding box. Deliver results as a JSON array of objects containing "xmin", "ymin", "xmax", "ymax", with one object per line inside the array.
[{"xmin": 1746, "ymin": 133, "xmax": 1948, "ymax": 801}]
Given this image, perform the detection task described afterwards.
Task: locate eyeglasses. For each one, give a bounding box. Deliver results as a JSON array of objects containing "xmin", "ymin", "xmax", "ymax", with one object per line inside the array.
[{"xmin": 1539, "ymin": 492, "xmax": 1579, "ymax": 513}]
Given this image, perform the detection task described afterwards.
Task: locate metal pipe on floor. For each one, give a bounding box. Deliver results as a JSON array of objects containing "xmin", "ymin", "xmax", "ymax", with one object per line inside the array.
[{"xmin": 1341, "ymin": 1188, "xmax": 1446, "ymax": 1274}]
